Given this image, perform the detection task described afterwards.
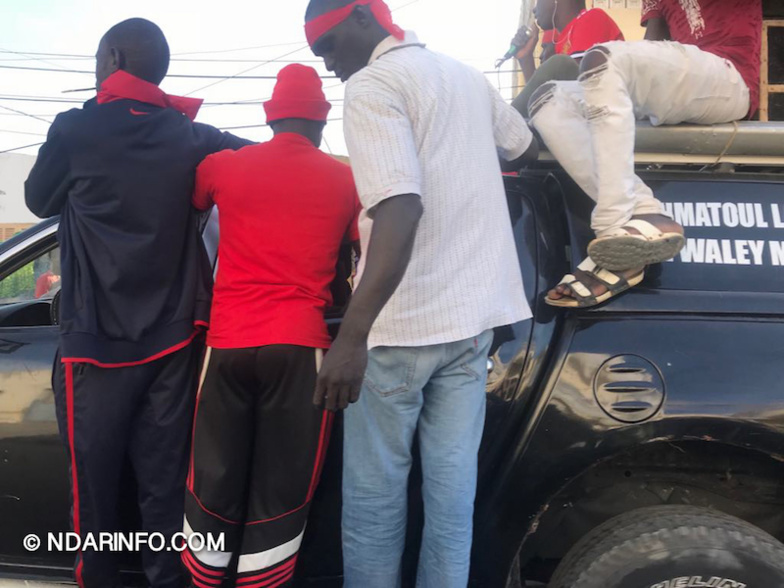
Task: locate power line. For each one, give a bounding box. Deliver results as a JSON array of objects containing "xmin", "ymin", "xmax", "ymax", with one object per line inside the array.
[
  {"xmin": 184, "ymin": 45, "xmax": 310, "ymax": 96},
  {"xmin": 0, "ymin": 129, "xmax": 48, "ymax": 137},
  {"xmin": 0, "ymin": 61, "xmax": 507, "ymax": 77},
  {"xmin": 0, "ymin": 55, "xmax": 330, "ymax": 65},
  {"xmin": 221, "ymin": 118, "xmax": 343, "ymax": 131},
  {"xmin": 0, "ymin": 95, "xmax": 273, "ymax": 106},
  {"xmin": 0, "ymin": 103, "xmax": 55, "ymax": 124},
  {"xmin": 231, "ymin": 78, "xmax": 345, "ymax": 109},
  {"xmin": 0, "ymin": 112, "xmax": 58, "ymax": 116},
  {"xmin": 0, "ymin": 63, "xmax": 337, "ymax": 80},
  {"xmin": 0, "ymin": 141, "xmax": 44, "ymax": 154},
  {"xmin": 0, "ymin": 50, "xmax": 89, "ymax": 58},
  {"xmin": 0, "ymin": 95, "xmax": 82, "ymax": 104},
  {"xmin": 0, "ymin": 47, "xmax": 69, "ymax": 71},
  {"xmin": 0, "ymin": 41, "xmax": 309, "ymax": 60},
  {"xmin": 391, "ymin": 0, "xmax": 420, "ymax": 13},
  {"xmin": 173, "ymin": 41, "xmax": 306, "ymax": 57},
  {"xmin": 0, "ymin": 121, "xmax": 351, "ymax": 155},
  {"xmin": 0, "ymin": 57, "xmax": 89, "ymax": 62},
  {"xmin": 173, "ymin": 58, "xmax": 324, "ymax": 64}
]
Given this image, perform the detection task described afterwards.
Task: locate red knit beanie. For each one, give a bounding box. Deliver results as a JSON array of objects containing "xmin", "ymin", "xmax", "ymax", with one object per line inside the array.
[{"xmin": 264, "ymin": 64, "xmax": 331, "ymax": 124}]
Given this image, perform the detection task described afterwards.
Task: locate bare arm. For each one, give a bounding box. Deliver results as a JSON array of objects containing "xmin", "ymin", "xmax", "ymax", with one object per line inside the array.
[
  {"xmin": 518, "ymin": 52, "xmax": 537, "ymax": 82},
  {"xmin": 314, "ymin": 194, "xmax": 423, "ymax": 411},
  {"xmin": 644, "ymin": 16, "xmax": 671, "ymax": 41},
  {"xmin": 501, "ymin": 140, "xmax": 539, "ymax": 171},
  {"xmin": 501, "ymin": 142, "xmax": 539, "ymax": 171},
  {"xmin": 513, "ymin": 26, "xmax": 539, "ymax": 82},
  {"xmin": 315, "ymin": 82, "xmax": 424, "ymax": 411}
]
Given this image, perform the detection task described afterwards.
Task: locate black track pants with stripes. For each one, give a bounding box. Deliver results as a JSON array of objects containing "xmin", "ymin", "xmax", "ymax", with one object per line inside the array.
[
  {"xmin": 53, "ymin": 342, "xmax": 203, "ymax": 588},
  {"xmin": 183, "ymin": 345, "xmax": 333, "ymax": 588}
]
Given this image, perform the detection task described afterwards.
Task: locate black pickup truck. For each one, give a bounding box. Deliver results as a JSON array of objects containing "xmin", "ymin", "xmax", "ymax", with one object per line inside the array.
[{"xmin": 1, "ymin": 123, "xmax": 783, "ymax": 587}]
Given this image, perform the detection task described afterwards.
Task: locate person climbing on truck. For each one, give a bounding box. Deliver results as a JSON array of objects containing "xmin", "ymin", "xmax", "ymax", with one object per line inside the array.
[{"xmin": 530, "ymin": 0, "xmax": 761, "ymax": 308}]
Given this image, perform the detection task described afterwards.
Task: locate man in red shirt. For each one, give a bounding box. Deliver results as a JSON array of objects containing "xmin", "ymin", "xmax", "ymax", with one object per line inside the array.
[
  {"xmin": 530, "ymin": 0, "xmax": 761, "ymax": 308},
  {"xmin": 513, "ymin": 0, "xmax": 624, "ymax": 116},
  {"xmin": 34, "ymin": 251, "xmax": 60, "ymax": 299},
  {"xmin": 181, "ymin": 64, "xmax": 360, "ymax": 587}
]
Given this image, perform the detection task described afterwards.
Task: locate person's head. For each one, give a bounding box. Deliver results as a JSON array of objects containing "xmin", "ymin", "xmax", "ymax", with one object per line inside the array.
[
  {"xmin": 305, "ymin": 0, "xmax": 394, "ymax": 82},
  {"xmin": 95, "ymin": 18, "xmax": 170, "ymax": 91},
  {"xmin": 534, "ymin": 0, "xmax": 585, "ymax": 31},
  {"xmin": 264, "ymin": 64, "xmax": 331, "ymax": 148}
]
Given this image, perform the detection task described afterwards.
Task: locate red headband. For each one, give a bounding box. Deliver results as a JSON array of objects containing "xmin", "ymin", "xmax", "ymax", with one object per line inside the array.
[{"xmin": 305, "ymin": 0, "xmax": 405, "ymax": 48}]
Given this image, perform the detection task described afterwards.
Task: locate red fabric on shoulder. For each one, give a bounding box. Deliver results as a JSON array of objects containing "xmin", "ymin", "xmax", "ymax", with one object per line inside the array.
[{"xmin": 97, "ymin": 70, "xmax": 203, "ymax": 120}]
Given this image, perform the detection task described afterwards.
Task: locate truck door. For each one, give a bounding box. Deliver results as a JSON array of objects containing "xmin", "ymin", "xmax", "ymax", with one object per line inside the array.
[{"xmin": 0, "ymin": 226, "xmax": 72, "ymax": 570}]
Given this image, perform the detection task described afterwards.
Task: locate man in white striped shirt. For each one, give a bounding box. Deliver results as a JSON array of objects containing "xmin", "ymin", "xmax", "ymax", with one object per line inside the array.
[{"xmin": 306, "ymin": 1, "xmax": 538, "ymax": 585}]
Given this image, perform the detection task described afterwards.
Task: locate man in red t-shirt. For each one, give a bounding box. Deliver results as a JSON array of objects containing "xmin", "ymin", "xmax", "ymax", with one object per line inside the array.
[
  {"xmin": 182, "ymin": 64, "xmax": 360, "ymax": 586},
  {"xmin": 513, "ymin": 0, "xmax": 623, "ymax": 116},
  {"xmin": 34, "ymin": 270, "xmax": 59, "ymax": 299},
  {"xmin": 530, "ymin": 0, "xmax": 761, "ymax": 308}
]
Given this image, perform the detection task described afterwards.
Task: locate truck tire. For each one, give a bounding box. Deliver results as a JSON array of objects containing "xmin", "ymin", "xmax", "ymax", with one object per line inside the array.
[{"xmin": 548, "ymin": 505, "xmax": 784, "ymax": 588}]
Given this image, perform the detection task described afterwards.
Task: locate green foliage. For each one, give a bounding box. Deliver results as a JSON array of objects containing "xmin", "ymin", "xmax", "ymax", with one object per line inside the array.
[{"xmin": 0, "ymin": 262, "xmax": 35, "ymax": 303}]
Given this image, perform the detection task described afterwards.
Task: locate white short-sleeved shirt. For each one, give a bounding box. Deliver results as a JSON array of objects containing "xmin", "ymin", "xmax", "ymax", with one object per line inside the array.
[{"xmin": 345, "ymin": 31, "xmax": 534, "ymax": 349}]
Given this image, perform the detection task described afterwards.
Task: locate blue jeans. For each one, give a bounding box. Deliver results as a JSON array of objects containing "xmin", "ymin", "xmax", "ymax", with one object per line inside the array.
[{"xmin": 342, "ymin": 330, "xmax": 493, "ymax": 588}]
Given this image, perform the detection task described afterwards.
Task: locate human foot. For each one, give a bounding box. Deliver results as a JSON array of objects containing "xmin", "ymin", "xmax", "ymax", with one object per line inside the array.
[
  {"xmin": 587, "ymin": 216, "xmax": 685, "ymax": 271},
  {"xmin": 546, "ymin": 258, "xmax": 645, "ymax": 308}
]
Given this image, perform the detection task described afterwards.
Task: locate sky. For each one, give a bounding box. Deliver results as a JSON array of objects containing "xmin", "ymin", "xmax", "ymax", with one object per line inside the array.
[{"xmin": 0, "ymin": 0, "xmax": 526, "ymax": 158}]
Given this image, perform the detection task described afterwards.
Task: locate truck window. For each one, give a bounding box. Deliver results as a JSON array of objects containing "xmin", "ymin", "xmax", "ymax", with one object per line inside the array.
[
  {"xmin": 0, "ymin": 246, "xmax": 61, "ymax": 327},
  {"xmin": 0, "ymin": 247, "xmax": 61, "ymax": 305}
]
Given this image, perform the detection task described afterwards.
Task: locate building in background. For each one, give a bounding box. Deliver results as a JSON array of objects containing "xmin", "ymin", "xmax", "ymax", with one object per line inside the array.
[
  {"xmin": 0, "ymin": 223, "xmax": 34, "ymax": 242},
  {"xmin": 0, "ymin": 153, "xmax": 37, "ymax": 235}
]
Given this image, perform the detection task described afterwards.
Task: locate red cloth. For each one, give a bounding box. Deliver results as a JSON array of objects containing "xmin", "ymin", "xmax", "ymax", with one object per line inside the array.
[
  {"xmin": 264, "ymin": 64, "xmax": 332, "ymax": 124},
  {"xmin": 35, "ymin": 271, "xmax": 59, "ymax": 299},
  {"xmin": 555, "ymin": 9, "xmax": 624, "ymax": 57},
  {"xmin": 97, "ymin": 70, "xmax": 203, "ymax": 121},
  {"xmin": 641, "ymin": 0, "xmax": 762, "ymax": 117},
  {"xmin": 542, "ymin": 29, "xmax": 557, "ymax": 45},
  {"xmin": 305, "ymin": 0, "xmax": 404, "ymax": 48},
  {"xmin": 193, "ymin": 133, "xmax": 361, "ymax": 350}
]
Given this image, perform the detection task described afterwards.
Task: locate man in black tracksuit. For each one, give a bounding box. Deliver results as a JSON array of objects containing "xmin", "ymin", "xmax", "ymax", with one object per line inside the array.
[{"xmin": 24, "ymin": 18, "xmax": 250, "ymax": 588}]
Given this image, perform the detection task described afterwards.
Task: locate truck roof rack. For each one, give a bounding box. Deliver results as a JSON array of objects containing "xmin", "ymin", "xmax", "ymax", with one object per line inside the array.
[{"xmin": 537, "ymin": 121, "xmax": 784, "ymax": 167}]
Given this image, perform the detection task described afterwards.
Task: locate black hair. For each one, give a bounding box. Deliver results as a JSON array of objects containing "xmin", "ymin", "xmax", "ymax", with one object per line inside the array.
[
  {"xmin": 305, "ymin": 0, "xmax": 354, "ymax": 21},
  {"xmin": 102, "ymin": 18, "xmax": 170, "ymax": 85}
]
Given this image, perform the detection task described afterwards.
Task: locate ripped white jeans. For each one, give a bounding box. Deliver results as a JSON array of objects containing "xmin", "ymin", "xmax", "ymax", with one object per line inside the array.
[{"xmin": 530, "ymin": 41, "xmax": 750, "ymax": 237}]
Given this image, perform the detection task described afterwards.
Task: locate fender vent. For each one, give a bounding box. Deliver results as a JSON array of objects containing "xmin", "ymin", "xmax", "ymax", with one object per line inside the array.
[{"xmin": 594, "ymin": 355, "xmax": 665, "ymax": 423}]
